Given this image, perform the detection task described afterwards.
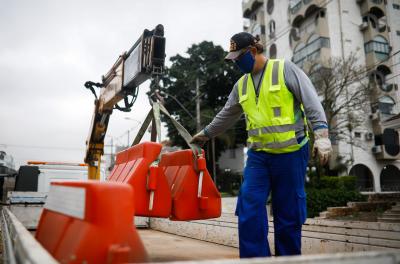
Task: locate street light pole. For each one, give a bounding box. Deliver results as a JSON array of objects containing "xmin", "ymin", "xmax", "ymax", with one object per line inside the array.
[
  {"xmin": 196, "ymin": 78, "xmax": 201, "ymax": 131},
  {"xmin": 124, "ymin": 117, "xmax": 141, "ymax": 147}
]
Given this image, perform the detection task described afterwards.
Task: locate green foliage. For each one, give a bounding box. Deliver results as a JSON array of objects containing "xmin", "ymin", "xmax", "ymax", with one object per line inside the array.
[
  {"xmin": 306, "ymin": 188, "xmax": 366, "ymax": 218},
  {"xmin": 306, "ymin": 175, "xmax": 365, "ymax": 218},
  {"xmin": 316, "ymin": 176, "xmax": 357, "ymax": 191},
  {"xmin": 149, "ymin": 41, "xmax": 245, "ymax": 158}
]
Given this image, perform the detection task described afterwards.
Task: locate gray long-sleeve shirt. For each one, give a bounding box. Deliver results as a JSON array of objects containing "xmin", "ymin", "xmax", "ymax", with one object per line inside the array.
[{"xmin": 204, "ymin": 60, "xmax": 327, "ymax": 140}]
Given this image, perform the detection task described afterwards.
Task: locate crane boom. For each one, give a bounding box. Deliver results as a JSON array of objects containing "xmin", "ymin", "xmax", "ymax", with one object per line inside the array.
[{"xmin": 84, "ymin": 24, "xmax": 166, "ymax": 180}]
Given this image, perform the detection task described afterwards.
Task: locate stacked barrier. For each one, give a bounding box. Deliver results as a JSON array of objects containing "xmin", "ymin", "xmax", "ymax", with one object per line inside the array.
[
  {"xmin": 108, "ymin": 142, "xmax": 221, "ymax": 221},
  {"xmin": 159, "ymin": 149, "xmax": 221, "ymax": 221},
  {"xmin": 107, "ymin": 142, "xmax": 172, "ymax": 218},
  {"xmin": 35, "ymin": 181, "xmax": 148, "ymax": 264}
]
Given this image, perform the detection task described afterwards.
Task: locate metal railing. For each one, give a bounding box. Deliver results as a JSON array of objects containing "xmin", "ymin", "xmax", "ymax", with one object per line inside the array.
[{"xmin": 1, "ymin": 208, "xmax": 58, "ymax": 264}]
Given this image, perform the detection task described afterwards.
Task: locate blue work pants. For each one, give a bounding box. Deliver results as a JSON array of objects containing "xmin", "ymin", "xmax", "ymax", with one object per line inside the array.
[{"xmin": 235, "ymin": 143, "xmax": 309, "ymax": 258}]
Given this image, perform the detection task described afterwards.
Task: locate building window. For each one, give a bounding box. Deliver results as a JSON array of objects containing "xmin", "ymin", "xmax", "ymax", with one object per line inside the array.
[
  {"xmin": 396, "ymin": 30, "xmax": 400, "ymax": 36},
  {"xmin": 364, "ymin": 35, "xmax": 390, "ymax": 61},
  {"xmin": 372, "ymin": 0, "xmax": 383, "ymax": 4},
  {"xmin": 393, "ymin": 3, "xmax": 400, "ymax": 9},
  {"xmin": 267, "ymin": 0, "xmax": 274, "ymax": 14},
  {"xmin": 303, "ymin": 0, "xmax": 311, "ymax": 4},
  {"xmin": 269, "ymin": 44, "xmax": 277, "ymax": 59},
  {"xmin": 378, "ymin": 96, "xmax": 396, "ymax": 115},
  {"xmin": 269, "ymin": 20, "xmax": 276, "ymax": 38},
  {"xmin": 355, "ymin": 132, "xmax": 362, "ymax": 138},
  {"xmin": 292, "ymin": 35, "xmax": 330, "ymax": 67},
  {"xmin": 251, "ymin": 23, "xmax": 262, "ymax": 37},
  {"xmin": 381, "ymin": 165, "xmax": 400, "ymax": 192}
]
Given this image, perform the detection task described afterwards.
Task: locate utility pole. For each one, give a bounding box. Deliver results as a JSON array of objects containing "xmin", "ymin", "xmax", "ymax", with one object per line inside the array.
[{"xmin": 196, "ymin": 78, "xmax": 201, "ymax": 132}]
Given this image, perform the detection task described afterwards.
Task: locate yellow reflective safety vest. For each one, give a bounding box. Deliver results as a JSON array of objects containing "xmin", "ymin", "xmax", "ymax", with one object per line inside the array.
[{"xmin": 238, "ymin": 59, "xmax": 308, "ymax": 154}]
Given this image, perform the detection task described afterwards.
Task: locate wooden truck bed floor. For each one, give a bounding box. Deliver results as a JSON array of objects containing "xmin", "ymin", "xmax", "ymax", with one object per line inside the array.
[{"xmin": 138, "ymin": 229, "xmax": 239, "ymax": 262}]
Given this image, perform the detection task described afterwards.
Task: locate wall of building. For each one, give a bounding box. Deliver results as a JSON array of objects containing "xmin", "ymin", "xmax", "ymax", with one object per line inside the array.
[
  {"xmin": 217, "ymin": 147, "xmax": 244, "ymax": 174},
  {"xmin": 387, "ymin": 0, "xmax": 400, "ymax": 100},
  {"xmin": 263, "ymin": 0, "xmax": 293, "ymax": 59}
]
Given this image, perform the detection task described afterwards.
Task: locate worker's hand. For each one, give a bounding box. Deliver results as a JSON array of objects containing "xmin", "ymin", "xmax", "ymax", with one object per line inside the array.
[
  {"xmin": 312, "ymin": 128, "xmax": 332, "ymax": 166},
  {"xmin": 190, "ymin": 130, "xmax": 210, "ymax": 147}
]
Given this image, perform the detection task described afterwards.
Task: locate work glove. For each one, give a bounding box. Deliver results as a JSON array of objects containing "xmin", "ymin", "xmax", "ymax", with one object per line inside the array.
[
  {"xmin": 190, "ymin": 130, "xmax": 210, "ymax": 147},
  {"xmin": 312, "ymin": 128, "xmax": 332, "ymax": 166}
]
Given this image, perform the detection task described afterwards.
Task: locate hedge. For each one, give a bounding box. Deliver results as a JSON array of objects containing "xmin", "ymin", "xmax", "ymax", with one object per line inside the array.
[
  {"xmin": 318, "ymin": 176, "xmax": 356, "ymax": 191},
  {"xmin": 306, "ymin": 187, "xmax": 366, "ymax": 218}
]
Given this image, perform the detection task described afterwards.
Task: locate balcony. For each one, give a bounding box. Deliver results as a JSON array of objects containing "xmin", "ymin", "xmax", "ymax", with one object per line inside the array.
[
  {"xmin": 364, "ymin": 37, "xmax": 391, "ymax": 67},
  {"xmin": 289, "ymin": 0, "xmax": 326, "ymax": 19},
  {"xmin": 358, "ymin": 0, "xmax": 386, "ymax": 17},
  {"xmin": 289, "ymin": 2, "xmax": 328, "ymax": 48},
  {"xmin": 242, "ymin": 0, "xmax": 263, "ymax": 18},
  {"xmin": 292, "ymin": 36, "xmax": 330, "ymax": 69},
  {"xmin": 360, "ymin": 6, "xmax": 388, "ymax": 43}
]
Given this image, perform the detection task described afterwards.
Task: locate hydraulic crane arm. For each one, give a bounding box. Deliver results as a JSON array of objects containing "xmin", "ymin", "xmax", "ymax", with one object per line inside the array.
[{"xmin": 84, "ymin": 24, "xmax": 166, "ymax": 180}]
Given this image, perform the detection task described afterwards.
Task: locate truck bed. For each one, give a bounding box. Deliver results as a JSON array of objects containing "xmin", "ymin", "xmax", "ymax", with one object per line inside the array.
[{"xmin": 138, "ymin": 229, "xmax": 238, "ymax": 262}]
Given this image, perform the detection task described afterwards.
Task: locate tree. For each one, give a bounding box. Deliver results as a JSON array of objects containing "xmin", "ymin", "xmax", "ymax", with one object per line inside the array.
[
  {"xmin": 307, "ymin": 53, "xmax": 371, "ymax": 173},
  {"xmin": 149, "ymin": 41, "xmax": 246, "ymax": 159}
]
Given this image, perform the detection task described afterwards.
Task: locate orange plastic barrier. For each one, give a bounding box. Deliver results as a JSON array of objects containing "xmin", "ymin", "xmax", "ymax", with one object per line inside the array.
[
  {"xmin": 35, "ymin": 181, "xmax": 148, "ymax": 264},
  {"xmin": 107, "ymin": 142, "xmax": 171, "ymax": 218},
  {"xmin": 159, "ymin": 149, "xmax": 221, "ymax": 221}
]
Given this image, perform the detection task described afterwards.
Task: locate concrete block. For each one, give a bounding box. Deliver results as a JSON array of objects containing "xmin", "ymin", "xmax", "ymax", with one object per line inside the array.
[
  {"xmin": 319, "ymin": 211, "xmax": 332, "ymax": 218},
  {"xmin": 149, "ymin": 213, "xmax": 400, "ymax": 255},
  {"xmin": 368, "ymin": 193, "xmax": 400, "ymax": 203},
  {"xmin": 327, "ymin": 207, "xmax": 354, "ymax": 216},
  {"xmin": 378, "ymin": 217, "xmax": 400, "ymax": 223},
  {"xmin": 346, "ymin": 201, "xmax": 392, "ymax": 211}
]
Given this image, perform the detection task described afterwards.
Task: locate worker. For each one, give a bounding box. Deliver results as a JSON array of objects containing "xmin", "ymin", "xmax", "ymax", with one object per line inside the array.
[{"xmin": 191, "ymin": 32, "xmax": 332, "ymax": 258}]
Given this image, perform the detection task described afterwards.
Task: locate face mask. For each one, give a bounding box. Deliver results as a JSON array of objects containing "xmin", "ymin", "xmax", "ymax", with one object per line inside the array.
[{"xmin": 234, "ymin": 50, "xmax": 255, "ymax": 73}]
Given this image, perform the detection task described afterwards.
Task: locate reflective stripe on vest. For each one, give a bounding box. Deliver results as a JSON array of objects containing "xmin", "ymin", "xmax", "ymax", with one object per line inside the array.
[
  {"xmin": 248, "ymin": 138, "xmax": 299, "ymax": 149},
  {"xmin": 237, "ymin": 59, "xmax": 308, "ymax": 154},
  {"xmin": 247, "ymin": 124, "xmax": 297, "ymax": 137}
]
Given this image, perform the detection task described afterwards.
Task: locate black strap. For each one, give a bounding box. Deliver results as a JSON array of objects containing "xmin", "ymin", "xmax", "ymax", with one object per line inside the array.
[
  {"xmin": 251, "ymin": 61, "xmax": 268, "ymax": 99},
  {"xmin": 131, "ymin": 101, "xmax": 201, "ymax": 156}
]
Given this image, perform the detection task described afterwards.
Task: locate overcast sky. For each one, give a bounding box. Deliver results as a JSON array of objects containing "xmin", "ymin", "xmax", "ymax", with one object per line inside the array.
[{"xmin": 0, "ymin": 0, "xmax": 243, "ymax": 168}]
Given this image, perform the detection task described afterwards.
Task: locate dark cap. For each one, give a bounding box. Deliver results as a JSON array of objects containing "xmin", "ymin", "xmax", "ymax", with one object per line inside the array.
[{"xmin": 225, "ymin": 32, "xmax": 258, "ymax": 60}]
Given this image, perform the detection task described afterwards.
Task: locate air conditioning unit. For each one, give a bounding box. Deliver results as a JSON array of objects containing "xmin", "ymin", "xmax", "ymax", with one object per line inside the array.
[
  {"xmin": 372, "ymin": 129, "xmax": 400, "ymax": 160},
  {"xmin": 290, "ymin": 27, "xmax": 300, "ymax": 41},
  {"xmin": 365, "ymin": 132, "xmax": 374, "ymax": 141},
  {"xmin": 359, "ymin": 21, "xmax": 368, "ymax": 31},
  {"xmin": 378, "ymin": 18, "xmax": 387, "ymax": 31},
  {"xmin": 385, "ymin": 83, "xmax": 398, "ymax": 92},
  {"xmin": 372, "ymin": 145, "xmax": 382, "ymax": 154}
]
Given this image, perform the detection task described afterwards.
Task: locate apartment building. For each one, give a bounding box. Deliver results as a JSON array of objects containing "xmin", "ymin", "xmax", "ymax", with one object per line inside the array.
[{"xmin": 241, "ymin": 0, "xmax": 400, "ymax": 192}]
